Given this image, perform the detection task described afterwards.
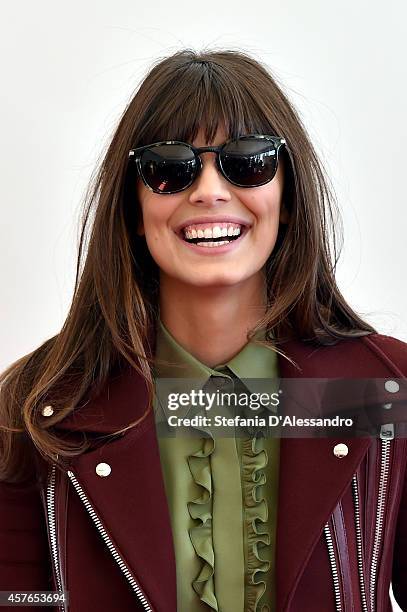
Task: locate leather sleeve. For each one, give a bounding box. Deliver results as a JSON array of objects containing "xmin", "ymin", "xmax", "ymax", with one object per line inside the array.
[
  {"xmin": 392, "ymin": 447, "xmax": 407, "ymax": 610},
  {"xmin": 0, "ymin": 478, "xmax": 52, "ymax": 609}
]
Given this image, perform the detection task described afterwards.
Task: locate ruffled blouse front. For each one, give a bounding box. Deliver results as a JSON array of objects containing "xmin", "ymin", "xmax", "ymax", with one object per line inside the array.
[
  {"xmin": 153, "ymin": 319, "xmax": 280, "ymax": 612},
  {"xmin": 241, "ymin": 436, "xmax": 272, "ymax": 612}
]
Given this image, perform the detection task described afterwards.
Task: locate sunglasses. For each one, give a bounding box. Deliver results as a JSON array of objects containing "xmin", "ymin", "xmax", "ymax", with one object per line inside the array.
[{"xmin": 128, "ymin": 134, "xmax": 286, "ymax": 194}]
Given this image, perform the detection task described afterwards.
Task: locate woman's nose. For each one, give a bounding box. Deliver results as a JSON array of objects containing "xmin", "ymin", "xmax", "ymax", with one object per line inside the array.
[{"xmin": 187, "ymin": 153, "xmax": 232, "ymax": 206}]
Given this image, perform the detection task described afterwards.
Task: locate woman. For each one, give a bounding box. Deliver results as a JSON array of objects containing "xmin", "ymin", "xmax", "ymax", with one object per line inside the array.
[{"xmin": 0, "ymin": 49, "xmax": 406, "ymax": 612}]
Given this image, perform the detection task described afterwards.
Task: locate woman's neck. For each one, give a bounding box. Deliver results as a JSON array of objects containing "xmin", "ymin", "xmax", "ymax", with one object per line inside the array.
[{"xmin": 158, "ymin": 272, "xmax": 267, "ymax": 367}]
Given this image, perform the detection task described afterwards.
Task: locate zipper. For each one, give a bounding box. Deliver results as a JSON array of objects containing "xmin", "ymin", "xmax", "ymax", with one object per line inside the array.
[
  {"xmin": 324, "ymin": 522, "xmax": 343, "ymax": 612},
  {"xmin": 46, "ymin": 464, "xmax": 66, "ymax": 612},
  {"xmin": 369, "ymin": 423, "xmax": 394, "ymax": 612},
  {"xmin": 66, "ymin": 470, "xmax": 153, "ymax": 612},
  {"xmin": 351, "ymin": 473, "xmax": 369, "ymax": 612}
]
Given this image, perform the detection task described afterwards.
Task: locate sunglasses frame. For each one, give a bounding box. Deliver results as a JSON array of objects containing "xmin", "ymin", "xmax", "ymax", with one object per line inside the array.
[{"xmin": 128, "ymin": 134, "xmax": 287, "ymax": 194}]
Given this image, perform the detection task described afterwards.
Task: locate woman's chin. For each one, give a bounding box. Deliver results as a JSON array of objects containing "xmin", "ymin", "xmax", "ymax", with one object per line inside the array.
[{"xmin": 173, "ymin": 271, "xmax": 253, "ymax": 291}]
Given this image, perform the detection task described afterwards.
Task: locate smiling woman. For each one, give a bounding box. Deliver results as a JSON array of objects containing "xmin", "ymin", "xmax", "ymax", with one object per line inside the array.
[{"xmin": 1, "ymin": 49, "xmax": 407, "ymax": 612}]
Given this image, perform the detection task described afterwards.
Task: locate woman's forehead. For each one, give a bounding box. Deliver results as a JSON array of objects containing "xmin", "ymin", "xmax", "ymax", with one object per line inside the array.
[
  {"xmin": 147, "ymin": 121, "xmax": 261, "ymax": 146},
  {"xmin": 190, "ymin": 125, "xmax": 229, "ymax": 145}
]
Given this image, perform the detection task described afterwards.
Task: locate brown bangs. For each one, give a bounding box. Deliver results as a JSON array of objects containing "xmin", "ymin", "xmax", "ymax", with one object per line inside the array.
[{"xmin": 137, "ymin": 54, "xmax": 278, "ymax": 146}]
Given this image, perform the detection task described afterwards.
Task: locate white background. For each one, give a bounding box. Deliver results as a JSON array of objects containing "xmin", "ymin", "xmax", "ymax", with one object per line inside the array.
[
  {"xmin": 0, "ymin": 2, "xmax": 405, "ymax": 608},
  {"xmin": 2, "ymin": 1, "xmax": 407, "ymax": 373}
]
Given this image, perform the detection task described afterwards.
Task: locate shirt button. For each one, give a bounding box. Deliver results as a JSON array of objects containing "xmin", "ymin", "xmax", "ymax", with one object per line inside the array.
[
  {"xmin": 96, "ymin": 462, "xmax": 111, "ymax": 477},
  {"xmin": 384, "ymin": 380, "xmax": 399, "ymax": 393},
  {"xmin": 42, "ymin": 405, "xmax": 54, "ymax": 417},
  {"xmin": 333, "ymin": 443, "xmax": 349, "ymax": 458}
]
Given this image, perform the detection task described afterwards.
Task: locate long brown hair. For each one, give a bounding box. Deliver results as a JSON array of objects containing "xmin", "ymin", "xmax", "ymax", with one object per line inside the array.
[{"xmin": 0, "ymin": 48, "xmax": 376, "ymax": 482}]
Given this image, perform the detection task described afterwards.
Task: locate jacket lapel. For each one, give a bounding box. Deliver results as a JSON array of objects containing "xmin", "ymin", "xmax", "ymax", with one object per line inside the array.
[
  {"xmin": 276, "ymin": 436, "xmax": 371, "ymax": 610},
  {"xmin": 55, "ymin": 366, "xmax": 177, "ymax": 612}
]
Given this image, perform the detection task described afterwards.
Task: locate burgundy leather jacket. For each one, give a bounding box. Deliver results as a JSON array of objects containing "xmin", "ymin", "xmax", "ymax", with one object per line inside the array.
[{"xmin": 1, "ymin": 332, "xmax": 407, "ymax": 612}]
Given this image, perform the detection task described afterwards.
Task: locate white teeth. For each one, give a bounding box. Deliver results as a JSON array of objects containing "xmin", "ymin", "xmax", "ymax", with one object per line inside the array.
[
  {"xmin": 196, "ymin": 241, "xmax": 231, "ymax": 247},
  {"xmin": 184, "ymin": 224, "xmax": 242, "ymax": 240}
]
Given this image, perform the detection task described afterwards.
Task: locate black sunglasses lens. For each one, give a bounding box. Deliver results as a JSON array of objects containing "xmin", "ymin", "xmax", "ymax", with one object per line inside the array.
[
  {"xmin": 220, "ymin": 137, "xmax": 278, "ymax": 186},
  {"xmin": 140, "ymin": 144, "xmax": 196, "ymax": 193}
]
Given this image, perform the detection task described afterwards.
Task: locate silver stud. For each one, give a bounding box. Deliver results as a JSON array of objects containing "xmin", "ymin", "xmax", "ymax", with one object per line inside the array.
[
  {"xmin": 42, "ymin": 405, "xmax": 54, "ymax": 417},
  {"xmin": 95, "ymin": 462, "xmax": 111, "ymax": 477},
  {"xmin": 333, "ymin": 443, "xmax": 349, "ymax": 458},
  {"xmin": 384, "ymin": 380, "xmax": 399, "ymax": 393}
]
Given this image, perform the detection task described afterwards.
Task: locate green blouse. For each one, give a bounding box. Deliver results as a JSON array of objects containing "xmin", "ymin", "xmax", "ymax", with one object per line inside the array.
[{"xmin": 153, "ymin": 319, "xmax": 280, "ymax": 612}]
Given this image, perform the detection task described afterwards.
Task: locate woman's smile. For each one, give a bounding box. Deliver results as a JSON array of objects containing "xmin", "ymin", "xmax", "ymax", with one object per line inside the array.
[{"xmin": 174, "ymin": 219, "xmax": 251, "ymax": 254}]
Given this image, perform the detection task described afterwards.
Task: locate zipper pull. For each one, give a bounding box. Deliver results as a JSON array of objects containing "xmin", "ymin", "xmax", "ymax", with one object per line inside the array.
[{"xmin": 380, "ymin": 423, "xmax": 394, "ymax": 440}]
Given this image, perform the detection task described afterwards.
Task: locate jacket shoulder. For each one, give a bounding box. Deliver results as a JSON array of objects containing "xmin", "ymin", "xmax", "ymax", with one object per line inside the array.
[
  {"xmin": 361, "ymin": 333, "xmax": 407, "ymax": 377},
  {"xmin": 280, "ymin": 332, "xmax": 407, "ymax": 378}
]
